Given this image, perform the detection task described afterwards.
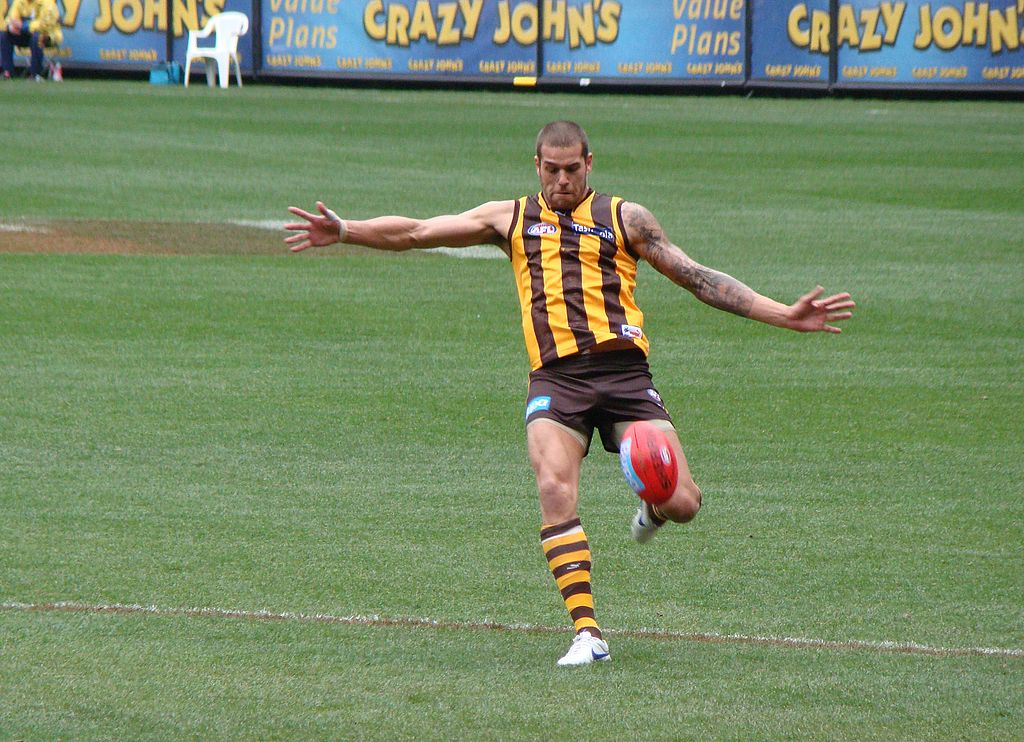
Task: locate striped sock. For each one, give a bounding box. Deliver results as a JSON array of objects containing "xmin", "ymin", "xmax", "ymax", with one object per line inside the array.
[
  {"xmin": 649, "ymin": 504, "xmax": 668, "ymax": 526},
  {"xmin": 541, "ymin": 518, "xmax": 602, "ymax": 640}
]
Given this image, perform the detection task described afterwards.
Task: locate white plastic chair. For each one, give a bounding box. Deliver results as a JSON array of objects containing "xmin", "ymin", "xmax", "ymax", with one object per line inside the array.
[{"xmin": 184, "ymin": 11, "xmax": 248, "ymax": 89}]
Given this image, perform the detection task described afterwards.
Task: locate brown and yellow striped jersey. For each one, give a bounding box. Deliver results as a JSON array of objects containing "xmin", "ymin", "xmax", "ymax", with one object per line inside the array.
[{"xmin": 507, "ymin": 190, "xmax": 649, "ymax": 370}]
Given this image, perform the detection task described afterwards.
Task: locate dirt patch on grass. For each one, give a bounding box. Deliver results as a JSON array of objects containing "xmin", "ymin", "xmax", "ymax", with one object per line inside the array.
[
  {"xmin": 0, "ymin": 219, "xmax": 496, "ymax": 259},
  {"xmin": 0, "ymin": 220, "xmax": 288, "ymax": 256}
]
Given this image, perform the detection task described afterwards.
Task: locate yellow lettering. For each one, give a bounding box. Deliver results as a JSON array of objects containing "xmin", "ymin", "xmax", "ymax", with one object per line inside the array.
[
  {"xmin": 458, "ymin": 0, "xmax": 481, "ymax": 39},
  {"xmin": 173, "ymin": 0, "xmax": 199, "ymax": 37},
  {"xmin": 726, "ymin": 29, "xmax": 740, "ymax": 55},
  {"xmin": 859, "ymin": 7, "xmax": 883, "ymax": 50},
  {"xmin": 269, "ymin": 16, "xmax": 285, "ymax": 44},
  {"xmin": 94, "ymin": 0, "xmax": 112, "ymax": 31},
  {"xmin": 788, "ymin": 4, "xmax": 809, "ymax": 47},
  {"xmin": 685, "ymin": 0, "xmax": 732, "ymax": 20},
  {"xmin": 544, "ymin": 0, "xmax": 566, "ymax": 41},
  {"xmin": 113, "ymin": 0, "xmax": 143, "ymax": 33},
  {"xmin": 696, "ymin": 28, "xmax": 711, "ymax": 54},
  {"xmin": 913, "ymin": 4, "xmax": 932, "ymax": 48},
  {"xmin": 671, "ymin": 24, "xmax": 687, "ymax": 54},
  {"xmin": 962, "ymin": 2, "xmax": 988, "ymax": 47},
  {"xmin": 990, "ymin": 7, "xmax": 1019, "ymax": 53},
  {"xmin": 811, "ymin": 8, "xmax": 830, "ymax": 52},
  {"xmin": 63, "ymin": 0, "xmax": 83, "ymax": 25},
  {"xmin": 207, "ymin": 0, "xmax": 225, "ymax": 18},
  {"xmin": 437, "ymin": 3, "xmax": 460, "ymax": 44},
  {"xmin": 144, "ymin": 0, "xmax": 166, "ymax": 31},
  {"xmin": 511, "ymin": 1, "xmax": 536, "ymax": 45},
  {"xmin": 567, "ymin": 3, "xmax": 594, "ymax": 49},
  {"xmin": 364, "ymin": 0, "xmax": 385, "ymax": 40},
  {"xmin": 408, "ymin": 0, "xmax": 436, "ymax": 41},
  {"xmin": 493, "ymin": 0, "xmax": 510, "ymax": 43},
  {"xmin": 879, "ymin": 2, "xmax": 906, "ymax": 44},
  {"xmin": 386, "ymin": 2, "xmax": 410, "ymax": 45},
  {"xmin": 597, "ymin": 1, "xmax": 620, "ymax": 43},
  {"xmin": 932, "ymin": 6, "xmax": 962, "ymax": 50},
  {"xmin": 836, "ymin": 4, "xmax": 859, "ymax": 47}
]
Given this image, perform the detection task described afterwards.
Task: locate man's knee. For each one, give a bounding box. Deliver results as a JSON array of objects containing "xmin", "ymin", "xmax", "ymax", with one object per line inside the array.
[
  {"xmin": 535, "ymin": 471, "xmax": 579, "ymax": 522},
  {"xmin": 536, "ymin": 471, "xmax": 575, "ymax": 504},
  {"xmin": 665, "ymin": 480, "xmax": 701, "ymax": 523}
]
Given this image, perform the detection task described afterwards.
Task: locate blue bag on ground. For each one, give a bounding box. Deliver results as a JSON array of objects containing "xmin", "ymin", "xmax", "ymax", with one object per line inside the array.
[{"xmin": 149, "ymin": 61, "xmax": 182, "ymax": 85}]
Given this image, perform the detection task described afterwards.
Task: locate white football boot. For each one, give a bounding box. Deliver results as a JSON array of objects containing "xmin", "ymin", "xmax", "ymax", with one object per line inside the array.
[
  {"xmin": 631, "ymin": 501, "xmax": 665, "ymax": 543},
  {"xmin": 557, "ymin": 630, "xmax": 611, "ymax": 667}
]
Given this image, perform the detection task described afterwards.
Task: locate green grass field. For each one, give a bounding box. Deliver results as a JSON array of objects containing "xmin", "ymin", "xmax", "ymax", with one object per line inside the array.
[{"xmin": 2, "ymin": 81, "xmax": 1022, "ymax": 739}]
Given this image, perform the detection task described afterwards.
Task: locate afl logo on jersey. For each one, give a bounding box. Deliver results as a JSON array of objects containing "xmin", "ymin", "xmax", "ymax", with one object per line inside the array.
[{"xmin": 526, "ymin": 222, "xmax": 558, "ymax": 237}]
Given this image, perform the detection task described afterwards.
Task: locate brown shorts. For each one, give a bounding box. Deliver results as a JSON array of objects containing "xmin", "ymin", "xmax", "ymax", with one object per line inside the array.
[{"xmin": 525, "ymin": 349, "xmax": 673, "ymax": 455}]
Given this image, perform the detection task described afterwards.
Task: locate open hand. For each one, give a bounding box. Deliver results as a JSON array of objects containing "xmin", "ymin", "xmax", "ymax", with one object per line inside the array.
[
  {"xmin": 284, "ymin": 201, "xmax": 344, "ymax": 253},
  {"xmin": 787, "ymin": 286, "xmax": 855, "ymax": 333}
]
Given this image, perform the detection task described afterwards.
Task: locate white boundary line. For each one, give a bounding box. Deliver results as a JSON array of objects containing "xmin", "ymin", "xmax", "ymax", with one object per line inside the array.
[
  {"xmin": 3, "ymin": 600, "xmax": 1021, "ymax": 659},
  {"xmin": 0, "ymin": 223, "xmax": 49, "ymax": 233}
]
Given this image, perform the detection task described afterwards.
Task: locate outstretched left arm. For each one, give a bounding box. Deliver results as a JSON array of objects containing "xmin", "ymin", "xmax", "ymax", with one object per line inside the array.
[{"xmin": 622, "ymin": 202, "xmax": 854, "ymax": 333}]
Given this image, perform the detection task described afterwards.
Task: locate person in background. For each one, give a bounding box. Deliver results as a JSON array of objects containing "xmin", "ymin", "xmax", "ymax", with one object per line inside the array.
[{"xmin": 1, "ymin": 0, "xmax": 63, "ymax": 81}]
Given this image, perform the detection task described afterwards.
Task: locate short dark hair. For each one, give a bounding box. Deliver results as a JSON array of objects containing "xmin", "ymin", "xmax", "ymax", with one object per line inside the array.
[{"xmin": 536, "ymin": 121, "xmax": 590, "ymax": 159}]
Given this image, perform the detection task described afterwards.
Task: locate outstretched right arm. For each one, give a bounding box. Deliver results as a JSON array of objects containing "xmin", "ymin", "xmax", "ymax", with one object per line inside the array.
[{"xmin": 284, "ymin": 200, "xmax": 514, "ymax": 254}]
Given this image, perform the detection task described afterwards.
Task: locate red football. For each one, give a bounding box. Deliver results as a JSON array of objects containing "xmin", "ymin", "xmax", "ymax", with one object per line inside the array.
[{"xmin": 619, "ymin": 421, "xmax": 678, "ymax": 505}]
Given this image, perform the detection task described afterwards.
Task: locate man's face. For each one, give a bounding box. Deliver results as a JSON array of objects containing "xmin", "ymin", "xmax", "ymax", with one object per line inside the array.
[{"xmin": 535, "ymin": 144, "xmax": 593, "ymax": 212}]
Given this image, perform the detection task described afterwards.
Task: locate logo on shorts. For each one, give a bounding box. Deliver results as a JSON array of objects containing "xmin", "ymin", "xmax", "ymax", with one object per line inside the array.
[
  {"xmin": 526, "ymin": 395, "xmax": 552, "ymax": 420},
  {"xmin": 527, "ymin": 223, "xmax": 558, "ymax": 237},
  {"xmin": 621, "ymin": 324, "xmax": 643, "ymax": 339},
  {"xmin": 646, "ymin": 389, "xmax": 664, "ymax": 406}
]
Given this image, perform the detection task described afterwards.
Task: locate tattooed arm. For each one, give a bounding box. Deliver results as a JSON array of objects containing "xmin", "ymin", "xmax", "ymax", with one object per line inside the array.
[{"xmin": 622, "ymin": 202, "xmax": 854, "ymax": 333}]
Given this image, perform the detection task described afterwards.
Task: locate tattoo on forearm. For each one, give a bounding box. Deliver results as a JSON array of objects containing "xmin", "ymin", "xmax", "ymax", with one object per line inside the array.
[{"xmin": 625, "ymin": 203, "xmax": 755, "ymax": 317}]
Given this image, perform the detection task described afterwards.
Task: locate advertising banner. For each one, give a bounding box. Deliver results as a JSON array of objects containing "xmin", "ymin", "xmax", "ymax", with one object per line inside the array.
[
  {"xmin": 748, "ymin": 0, "xmax": 829, "ymax": 83},
  {"xmin": 259, "ymin": 0, "xmax": 747, "ymax": 83},
  {"xmin": 833, "ymin": 0, "xmax": 1024, "ymax": 86},
  {"xmin": 0, "ymin": 0, "xmax": 255, "ymax": 71},
  {"xmin": 260, "ymin": 0, "xmax": 537, "ymax": 79},
  {"xmin": 539, "ymin": 0, "xmax": 746, "ymax": 84},
  {"xmin": 5, "ymin": 0, "xmax": 1022, "ymax": 89}
]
